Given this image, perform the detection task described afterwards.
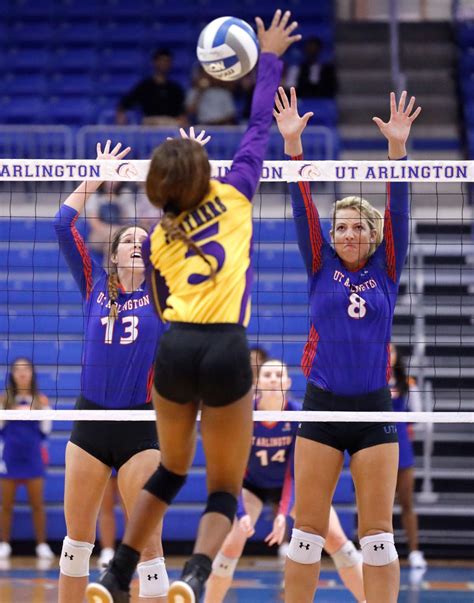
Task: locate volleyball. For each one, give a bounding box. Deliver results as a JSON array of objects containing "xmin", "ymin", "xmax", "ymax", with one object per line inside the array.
[{"xmin": 196, "ymin": 16, "xmax": 259, "ymax": 81}]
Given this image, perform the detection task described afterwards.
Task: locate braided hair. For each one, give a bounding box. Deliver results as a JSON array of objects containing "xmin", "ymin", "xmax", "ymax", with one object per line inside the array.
[{"xmin": 146, "ymin": 138, "xmax": 213, "ymax": 279}]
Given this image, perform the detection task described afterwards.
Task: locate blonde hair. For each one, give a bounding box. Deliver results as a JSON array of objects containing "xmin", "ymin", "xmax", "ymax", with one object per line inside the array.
[{"xmin": 332, "ymin": 196, "xmax": 384, "ymax": 257}]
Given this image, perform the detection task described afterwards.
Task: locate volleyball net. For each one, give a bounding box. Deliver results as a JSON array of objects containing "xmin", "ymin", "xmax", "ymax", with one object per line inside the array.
[{"xmin": 0, "ymin": 158, "xmax": 473, "ymax": 424}]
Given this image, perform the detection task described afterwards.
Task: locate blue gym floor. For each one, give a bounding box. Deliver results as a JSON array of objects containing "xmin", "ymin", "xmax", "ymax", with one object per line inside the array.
[{"xmin": 0, "ymin": 558, "xmax": 473, "ymax": 601}]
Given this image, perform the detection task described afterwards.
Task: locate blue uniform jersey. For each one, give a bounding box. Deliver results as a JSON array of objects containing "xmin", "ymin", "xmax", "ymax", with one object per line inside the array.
[
  {"xmin": 290, "ymin": 157, "xmax": 409, "ymax": 395},
  {"xmin": 244, "ymin": 399, "xmax": 300, "ymax": 515},
  {"xmin": 54, "ymin": 205, "xmax": 166, "ymax": 408},
  {"xmin": 391, "ymin": 383, "xmax": 415, "ymax": 469}
]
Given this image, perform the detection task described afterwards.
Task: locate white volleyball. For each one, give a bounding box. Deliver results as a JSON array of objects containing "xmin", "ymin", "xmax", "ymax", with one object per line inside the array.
[{"xmin": 197, "ymin": 16, "xmax": 259, "ymax": 81}]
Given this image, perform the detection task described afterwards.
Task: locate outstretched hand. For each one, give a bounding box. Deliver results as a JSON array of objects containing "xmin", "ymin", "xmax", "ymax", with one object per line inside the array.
[
  {"xmin": 265, "ymin": 513, "xmax": 286, "ymax": 547},
  {"xmin": 255, "ymin": 9, "xmax": 301, "ymax": 58},
  {"xmin": 167, "ymin": 127, "xmax": 211, "ymax": 146},
  {"xmin": 373, "ymin": 91, "xmax": 421, "ymax": 146},
  {"xmin": 274, "ymin": 86, "xmax": 313, "ymax": 141},
  {"xmin": 96, "ymin": 140, "xmax": 131, "ymax": 161}
]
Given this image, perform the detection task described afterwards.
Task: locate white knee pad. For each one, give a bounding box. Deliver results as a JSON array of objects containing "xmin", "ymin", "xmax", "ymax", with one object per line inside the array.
[
  {"xmin": 331, "ymin": 540, "xmax": 362, "ymax": 569},
  {"xmin": 59, "ymin": 536, "xmax": 94, "ymax": 577},
  {"xmin": 137, "ymin": 557, "xmax": 169, "ymax": 598},
  {"xmin": 212, "ymin": 551, "xmax": 239, "ymax": 578},
  {"xmin": 360, "ymin": 533, "xmax": 398, "ymax": 567},
  {"xmin": 287, "ymin": 528, "xmax": 325, "ymax": 565}
]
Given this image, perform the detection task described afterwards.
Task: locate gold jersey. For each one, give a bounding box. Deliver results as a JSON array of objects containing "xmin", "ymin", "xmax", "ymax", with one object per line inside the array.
[{"xmin": 148, "ymin": 179, "xmax": 253, "ymax": 326}]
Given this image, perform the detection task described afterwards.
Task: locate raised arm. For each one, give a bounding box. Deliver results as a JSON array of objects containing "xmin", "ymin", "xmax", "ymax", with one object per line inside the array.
[
  {"xmin": 373, "ymin": 91, "xmax": 422, "ymax": 281},
  {"xmin": 221, "ymin": 10, "xmax": 300, "ymax": 200},
  {"xmin": 53, "ymin": 141, "xmax": 131, "ymax": 298},
  {"xmin": 274, "ymin": 86, "xmax": 324, "ymax": 275}
]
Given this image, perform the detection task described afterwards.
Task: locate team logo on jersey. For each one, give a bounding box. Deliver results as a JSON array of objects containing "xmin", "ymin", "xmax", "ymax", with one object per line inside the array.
[
  {"xmin": 282, "ymin": 422, "xmax": 292, "ymax": 432},
  {"xmin": 298, "ymin": 163, "xmax": 321, "ymax": 179}
]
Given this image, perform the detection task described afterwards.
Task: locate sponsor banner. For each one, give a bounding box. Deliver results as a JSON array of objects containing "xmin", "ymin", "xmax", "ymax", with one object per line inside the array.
[{"xmin": 0, "ymin": 159, "xmax": 473, "ymax": 181}]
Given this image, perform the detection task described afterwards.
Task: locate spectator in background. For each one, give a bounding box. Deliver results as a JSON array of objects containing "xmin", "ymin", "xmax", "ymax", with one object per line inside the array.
[
  {"xmin": 116, "ymin": 48, "xmax": 186, "ymax": 126},
  {"xmin": 97, "ymin": 472, "xmax": 124, "ymax": 568},
  {"xmin": 85, "ymin": 182, "xmax": 137, "ymax": 266},
  {"xmin": 284, "ymin": 36, "xmax": 337, "ymax": 98},
  {"xmin": 389, "ymin": 344, "xmax": 427, "ymax": 571},
  {"xmin": 249, "ymin": 345, "xmax": 270, "ymax": 386},
  {"xmin": 0, "ymin": 358, "xmax": 54, "ymax": 561},
  {"xmin": 186, "ymin": 66, "xmax": 237, "ymax": 125}
]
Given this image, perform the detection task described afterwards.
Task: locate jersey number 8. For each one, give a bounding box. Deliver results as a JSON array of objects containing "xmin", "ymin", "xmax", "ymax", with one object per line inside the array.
[{"xmin": 348, "ymin": 293, "xmax": 367, "ymax": 319}]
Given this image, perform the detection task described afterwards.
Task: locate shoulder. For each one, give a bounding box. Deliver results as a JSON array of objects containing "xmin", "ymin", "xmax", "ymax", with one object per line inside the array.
[{"xmin": 38, "ymin": 394, "xmax": 49, "ymax": 408}]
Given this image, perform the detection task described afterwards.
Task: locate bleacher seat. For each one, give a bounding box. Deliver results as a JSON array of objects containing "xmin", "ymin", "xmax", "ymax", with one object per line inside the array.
[
  {"xmin": 46, "ymin": 97, "xmax": 96, "ymax": 124},
  {"xmin": 49, "ymin": 73, "xmax": 97, "ymax": 96},
  {"xmin": 100, "ymin": 22, "xmax": 147, "ymax": 46},
  {"xmin": 99, "ymin": 49, "xmax": 146, "ymax": 72},
  {"xmin": 0, "ymin": 96, "xmax": 46, "ymax": 124},
  {"xmin": 9, "ymin": 21, "xmax": 53, "ymax": 45},
  {"xmin": 6, "ymin": 48, "xmax": 52, "ymax": 72},
  {"xmin": 4, "ymin": 73, "xmax": 48, "ymax": 96},
  {"xmin": 51, "ymin": 47, "xmax": 99, "ymax": 73},
  {"xmin": 7, "ymin": 0, "xmax": 55, "ymax": 19},
  {"xmin": 54, "ymin": 21, "xmax": 101, "ymax": 45}
]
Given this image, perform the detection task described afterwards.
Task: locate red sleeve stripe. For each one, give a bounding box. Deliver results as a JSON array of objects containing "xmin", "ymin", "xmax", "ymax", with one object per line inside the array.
[
  {"xmin": 146, "ymin": 366, "xmax": 154, "ymax": 403},
  {"xmin": 297, "ymin": 180, "xmax": 323, "ymax": 273},
  {"xmin": 385, "ymin": 343, "xmax": 391, "ymax": 384},
  {"xmin": 278, "ymin": 461, "xmax": 293, "ymax": 516},
  {"xmin": 70, "ymin": 213, "xmax": 93, "ymax": 300},
  {"xmin": 384, "ymin": 183, "xmax": 397, "ymax": 282},
  {"xmin": 301, "ymin": 324, "xmax": 319, "ymax": 378}
]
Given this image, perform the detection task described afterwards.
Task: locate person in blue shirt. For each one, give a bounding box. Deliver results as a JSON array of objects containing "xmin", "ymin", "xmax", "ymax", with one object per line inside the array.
[
  {"xmin": 274, "ymin": 86, "xmax": 421, "ymax": 603},
  {"xmin": 0, "ymin": 358, "xmax": 54, "ymax": 561},
  {"xmin": 205, "ymin": 359, "xmax": 365, "ymax": 603},
  {"xmin": 54, "ymin": 140, "xmax": 173, "ymax": 603},
  {"xmin": 389, "ymin": 344, "xmax": 427, "ymax": 571}
]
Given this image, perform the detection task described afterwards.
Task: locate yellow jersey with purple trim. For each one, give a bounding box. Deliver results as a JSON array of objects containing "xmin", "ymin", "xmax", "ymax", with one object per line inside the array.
[
  {"xmin": 148, "ymin": 179, "xmax": 253, "ymax": 325},
  {"xmin": 144, "ymin": 52, "xmax": 283, "ymax": 326}
]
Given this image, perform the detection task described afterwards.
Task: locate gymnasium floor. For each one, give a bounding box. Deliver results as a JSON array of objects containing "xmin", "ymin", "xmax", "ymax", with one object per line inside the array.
[{"xmin": 0, "ymin": 557, "xmax": 473, "ymax": 602}]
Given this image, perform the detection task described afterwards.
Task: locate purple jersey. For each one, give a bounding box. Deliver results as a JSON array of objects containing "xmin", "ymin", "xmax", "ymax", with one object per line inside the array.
[
  {"xmin": 54, "ymin": 205, "xmax": 166, "ymax": 408},
  {"xmin": 290, "ymin": 157, "xmax": 409, "ymax": 395},
  {"xmin": 244, "ymin": 399, "xmax": 300, "ymax": 515}
]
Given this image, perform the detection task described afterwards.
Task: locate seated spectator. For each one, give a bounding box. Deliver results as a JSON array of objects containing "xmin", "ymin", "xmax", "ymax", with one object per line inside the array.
[
  {"xmin": 85, "ymin": 182, "xmax": 137, "ymax": 265},
  {"xmin": 186, "ymin": 67, "xmax": 237, "ymax": 125},
  {"xmin": 284, "ymin": 37, "xmax": 337, "ymax": 98},
  {"xmin": 0, "ymin": 358, "xmax": 54, "ymax": 561},
  {"xmin": 116, "ymin": 48, "xmax": 186, "ymax": 125}
]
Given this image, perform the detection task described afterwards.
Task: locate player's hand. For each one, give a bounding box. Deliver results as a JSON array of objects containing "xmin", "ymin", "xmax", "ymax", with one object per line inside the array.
[
  {"xmin": 96, "ymin": 140, "xmax": 131, "ymax": 161},
  {"xmin": 255, "ymin": 9, "xmax": 301, "ymax": 58},
  {"xmin": 274, "ymin": 86, "xmax": 313, "ymax": 142},
  {"xmin": 373, "ymin": 91, "xmax": 421, "ymax": 151},
  {"xmin": 167, "ymin": 127, "xmax": 211, "ymax": 146},
  {"xmin": 238, "ymin": 515, "xmax": 255, "ymax": 538},
  {"xmin": 265, "ymin": 513, "xmax": 286, "ymax": 546}
]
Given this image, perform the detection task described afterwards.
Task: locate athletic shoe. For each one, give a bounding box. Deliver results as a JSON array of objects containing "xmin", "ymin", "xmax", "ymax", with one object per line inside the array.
[
  {"xmin": 98, "ymin": 547, "xmax": 115, "ymax": 568},
  {"xmin": 408, "ymin": 550, "xmax": 427, "ymax": 569},
  {"xmin": 168, "ymin": 561, "xmax": 208, "ymax": 603},
  {"xmin": 36, "ymin": 543, "xmax": 54, "ymax": 560},
  {"xmin": 86, "ymin": 569, "xmax": 130, "ymax": 603},
  {"xmin": 0, "ymin": 542, "xmax": 11, "ymax": 559}
]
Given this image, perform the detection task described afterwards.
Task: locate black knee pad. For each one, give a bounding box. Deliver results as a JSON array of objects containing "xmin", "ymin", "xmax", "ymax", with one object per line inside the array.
[
  {"xmin": 203, "ymin": 491, "xmax": 237, "ymax": 523},
  {"xmin": 143, "ymin": 464, "xmax": 187, "ymax": 505}
]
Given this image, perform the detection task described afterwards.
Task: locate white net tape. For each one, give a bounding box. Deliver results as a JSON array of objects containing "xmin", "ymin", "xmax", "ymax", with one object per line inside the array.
[
  {"xmin": 0, "ymin": 410, "xmax": 472, "ymax": 422},
  {"xmin": 0, "ymin": 159, "xmax": 474, "ymax": 181}
]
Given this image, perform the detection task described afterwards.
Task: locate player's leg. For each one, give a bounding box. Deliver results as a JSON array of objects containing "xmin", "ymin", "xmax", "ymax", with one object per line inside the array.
[
  {"xmin": 204, "ymin": 488, "xmax": 263, "ymax": 603},
  {"xmin": 97, "ymin": 476, "xmax": 117, "ymax": 567},
  {"xmin": 351, "ymin": 443, "xmax": 400, "ymax": 603},
  {"xmin": 25, "ymin": 477, "xmax": 53, "ymax": 559},
  {"xmin": 285, "ymin": 437, "xmax": 344, "ymax": 603},
  {"xmin": 325, "ymin": 505, "xmax": 365, "ymax": 602},
  {"xmin": 86, "ymin": 390, "xmax": 198, "ymax": 602},
  {"xmin": 168, "ymin": 390, "xmax": 254, "ymax": 603},
  {"xmin": 397, "ymin": 467, "xmax": 426, "ymax": 568},
  {"xmin": 0, "ymin": 479, "xmax": 16, "ymax": 556},
  {"xmin": 117, "ymin": 448, "xmax": 168, "ymax": 602},
  {"xmin": 58, "ymin": 442, "xmax": 111, "ymax": 603}
]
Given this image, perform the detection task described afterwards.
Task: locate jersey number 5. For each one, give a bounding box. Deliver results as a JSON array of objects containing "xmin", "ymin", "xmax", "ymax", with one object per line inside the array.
[
  {"xmin": 186, "ymin": 222, "xmax": 225, "ymax": 285},
  {"xmin": 348, "ymin": 293, "xmax": 367, "ymax": 319},
  {"xmin": 100, "ymin": 316, "xmax": 139, "ymax": 345}
]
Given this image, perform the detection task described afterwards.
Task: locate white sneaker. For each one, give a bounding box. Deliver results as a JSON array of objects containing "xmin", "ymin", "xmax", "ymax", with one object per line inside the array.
[
  {"xmin": 0, "ymin": 542, "xmax": 11, "ymax": 559},
  {"xmin": 98, "ymin": 547, "xmax": 115, "ymax": 568},
  {"xmin": 408, "ymin": 550, "xmax": 427, "ymax": 569},
  {"xmin": 36, "ymin": 543, "xmax": 54, "ymax": 560}
]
